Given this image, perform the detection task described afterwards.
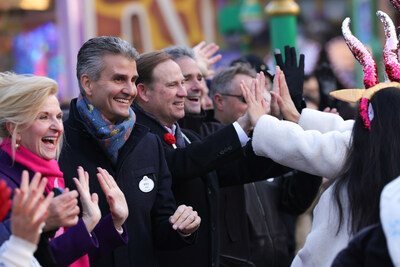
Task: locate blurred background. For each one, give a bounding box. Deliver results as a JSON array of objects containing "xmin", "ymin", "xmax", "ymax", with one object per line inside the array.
[{"xmin": 0, "ymin": 0, "xmax": 396, "ymax": 104}]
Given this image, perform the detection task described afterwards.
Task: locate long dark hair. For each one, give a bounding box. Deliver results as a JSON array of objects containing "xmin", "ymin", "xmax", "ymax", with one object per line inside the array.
[{"xmin": 333, "ymin": 87, "xmax": 400, "ymax": 235}]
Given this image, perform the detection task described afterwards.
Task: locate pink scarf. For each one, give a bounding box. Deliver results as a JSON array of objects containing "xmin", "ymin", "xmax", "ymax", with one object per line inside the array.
[
  {"xmin": 1, "ymin": 138, "xmax": 89, "ymax": 267},
  {"xmin": 0, "ymin": 138, "xmax": 64, "ymax": 193}
]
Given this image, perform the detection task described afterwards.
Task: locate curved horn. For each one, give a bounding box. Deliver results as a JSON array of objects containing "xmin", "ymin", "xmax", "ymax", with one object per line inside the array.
[
  {"xmin": 377, "ymin": 10, "xmax": 400, "ymax": 83},
  {"xmin": 342, "ymin": 17, "xmax": 379, "ymax": 88},
  {"xmin": 390, "ymin": 0, "xmax": 400, "ymax": 13}
]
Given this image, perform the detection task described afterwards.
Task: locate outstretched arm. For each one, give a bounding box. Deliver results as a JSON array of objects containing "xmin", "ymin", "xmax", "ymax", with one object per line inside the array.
[{"xmin": 252, "ymin": 114, "xmax": 351, "ymax": 179}]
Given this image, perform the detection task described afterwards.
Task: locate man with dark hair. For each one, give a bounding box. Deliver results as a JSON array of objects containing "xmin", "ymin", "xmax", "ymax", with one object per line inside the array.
[
  {"xmin": 133, "ymin": 50, "xmax": 289, "ymax": 266},
  {"xmin": 59, "ymin": 36, "xmax": 200, "ymax": 267}
]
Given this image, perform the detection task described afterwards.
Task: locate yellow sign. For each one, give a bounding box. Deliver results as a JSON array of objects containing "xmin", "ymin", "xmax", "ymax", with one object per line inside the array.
[{"xmin": 95, "ymin": 0, "xmax": 213, "ymax": 52}]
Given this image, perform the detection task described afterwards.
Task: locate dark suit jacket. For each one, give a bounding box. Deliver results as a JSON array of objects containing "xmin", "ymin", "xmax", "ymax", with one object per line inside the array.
[
  {"xmin": 332, "ymin": 223, "xmax": 394, "ymax": 267},
  {"xmin": 181, "ymin": 113, "xmax": 322, "ymax": 267},
  {"xmin": 59, "ymin": 99, "xmax": 191, "ymax": 267},
  {"xmin": 134, "ymin": 104, "xmax": 289, "ymax": 267}
]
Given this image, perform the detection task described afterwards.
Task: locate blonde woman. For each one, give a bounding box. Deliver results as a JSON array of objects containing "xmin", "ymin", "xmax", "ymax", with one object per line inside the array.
[{"xmin": 0, "ymin": 72, "xmax": 129, "ymax": 266}]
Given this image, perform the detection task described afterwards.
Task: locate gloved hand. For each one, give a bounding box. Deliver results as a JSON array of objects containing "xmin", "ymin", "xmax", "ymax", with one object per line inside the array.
[{"xmin": 274, "ymin": 46, "xmax": 305, "ymax": 112}]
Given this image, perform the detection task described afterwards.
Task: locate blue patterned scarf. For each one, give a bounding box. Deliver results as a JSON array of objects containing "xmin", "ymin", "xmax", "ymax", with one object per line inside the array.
[{"xmin": 76, "ymin": 94, "xmax": 135, "ymax": 165}]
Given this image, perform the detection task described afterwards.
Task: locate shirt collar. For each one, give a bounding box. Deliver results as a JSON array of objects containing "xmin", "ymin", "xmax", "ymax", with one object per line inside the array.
[{"xmin": 164, "ymin": 124, "xmax": 177, "ymax": 136}]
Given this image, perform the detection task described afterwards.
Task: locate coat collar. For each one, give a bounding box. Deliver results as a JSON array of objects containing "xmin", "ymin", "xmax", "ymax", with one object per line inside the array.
[
  {"xmin": 0, "ymin": 149, "xmax": 32, "ymax": 187},
  {"xmin": 132, "ymin": 103, "xmax": 171, "ymax": 139}
]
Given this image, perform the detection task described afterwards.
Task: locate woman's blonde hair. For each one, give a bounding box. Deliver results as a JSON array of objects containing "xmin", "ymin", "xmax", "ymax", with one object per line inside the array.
[{"xmin": 0, "ymin": 72, "xmax": 61, "ymax": 159}]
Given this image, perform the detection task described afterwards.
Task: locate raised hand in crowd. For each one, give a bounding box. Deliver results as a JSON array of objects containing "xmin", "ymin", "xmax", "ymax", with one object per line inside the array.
[
  {"xmin": 269, "ymin": 66, "xmax": 283, "ymax": 119},
  {"xmin": 73, "ymin": 166, "xmax": 101, "ymax": 233},
  {"xmin": 193, "ymin": 41, "xmax": 222, "ymax": 77},
  {"xmin": 237, "ymin": 71, "xmax": 268, "ymax": 131},
  {"xmin": 274, "ymin": 46, "xmax": 305, "ymax": 112},
  {"xmin": 43, "ymin": 187, "xmax": 80, "ymax": 232},
  {"xmin": 12, "ymin": 171, "xmax": 54, "ymax": 245},
  {"xmin": 0, "ymin": 180, "xmax": 12, "ymax": 222},
  {"xmin": 169, "ymin": 205, "xmax": 201, "ymax": 235},
  {"xmin": 96, "ymin": 167, "xmax": 128, "ymax": 231},
  {"xmin": 270, "ymin": 66, "xmax": 301, "ymax": 123},
  {"xmin": 323, "ymin": 107, "xmax": 339, "ymax": 115}
]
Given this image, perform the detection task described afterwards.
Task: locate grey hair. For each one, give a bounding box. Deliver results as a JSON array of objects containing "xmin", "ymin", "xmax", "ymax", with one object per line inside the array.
[
  {"xmin": 76, "ymin": 36, "xmax": 139, "ymax": 94},
  {"xmin": 210, "ymin": 64, "xmax": 256, "ymax": 100},
  {"xmin": 162, "ymin": 46, "xmax": 195, "ymax": 61}
]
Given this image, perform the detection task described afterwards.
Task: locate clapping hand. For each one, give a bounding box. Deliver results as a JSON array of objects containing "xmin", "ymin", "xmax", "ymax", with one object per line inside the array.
[
  {"xmin": 97, "ymin": 167, "xmax": 128, "ymax": 231},
  {"xmin": 12, "ymin": 171, "xmax": 54, "ymax": 244},
  {"xmin": 169, "ymin": 205, "xmax": 200, "ymax": 235},
  {"xmin": 43, "ymin": 188, "xmax": 80, "ymax": 231},
  {"xmin": 73, "ymin": 166, "xmax": 101, "ymax": 233}
]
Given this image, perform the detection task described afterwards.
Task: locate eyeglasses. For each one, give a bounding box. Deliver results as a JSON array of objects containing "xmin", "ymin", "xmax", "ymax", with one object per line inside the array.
[{"xmin": 221, "ymin": 93, "xmax": 246, "ymax": 103}]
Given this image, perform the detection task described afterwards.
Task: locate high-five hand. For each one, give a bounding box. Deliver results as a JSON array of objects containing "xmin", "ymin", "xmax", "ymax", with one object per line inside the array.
[
  {"xmin": 238, "ymin": 72, "xmax": 268, "ymax": 130},
  {"xmin": 270, "ymin": 66, "xmax": 301, "ymax": 123}
]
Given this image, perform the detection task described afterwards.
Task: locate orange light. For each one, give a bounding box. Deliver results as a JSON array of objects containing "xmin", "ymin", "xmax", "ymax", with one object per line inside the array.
[{"xmin": 19, "ymin": 0, "xmax": 50, "ymax": 11}]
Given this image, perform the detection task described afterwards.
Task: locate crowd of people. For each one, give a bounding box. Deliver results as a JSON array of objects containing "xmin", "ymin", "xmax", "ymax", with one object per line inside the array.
[{"xmin": 1, "ymin": 3, "xmax": 400, "ymax": 267}]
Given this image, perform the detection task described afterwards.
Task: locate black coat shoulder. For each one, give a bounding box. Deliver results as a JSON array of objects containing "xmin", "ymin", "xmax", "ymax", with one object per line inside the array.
[{"xmin": 332, "ymin": 224, "xmax": 393, "ymax": 267}]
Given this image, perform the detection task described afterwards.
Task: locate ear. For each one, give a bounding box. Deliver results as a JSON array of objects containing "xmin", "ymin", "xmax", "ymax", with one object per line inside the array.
[
  {"xmin": 5, "ymin": 122, "xmax": 20, "ymax": 141},
  {"xmin": 136, "ymin": 83, "xmax": 151, "ymax": 103},
  {"xmin": 81, "ymin": 74, "xmax": 93, "ymax": 96},
  {"xmin": 213, "ymin": 94, "xmax": 224, "ymax": 111}
]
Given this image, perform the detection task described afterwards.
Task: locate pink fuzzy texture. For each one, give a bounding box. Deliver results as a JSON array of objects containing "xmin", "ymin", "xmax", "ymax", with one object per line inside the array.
[
  {"xmin": 359, "ymin": 98, "xmax": 371, "ymax": 130},
  {"xmin": 342, "ymin": 18, "xmax": 379, "ymax": 89}
]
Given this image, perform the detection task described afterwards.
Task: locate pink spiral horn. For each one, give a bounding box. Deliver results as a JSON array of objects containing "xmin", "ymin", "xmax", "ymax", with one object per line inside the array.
[
  {"xmin": 342, "ymin": 17, "xmax": 379, "ymax": 88},
  {"xmin": 377, "ymin": 10, "xmax": 400, "ymax": 83}
]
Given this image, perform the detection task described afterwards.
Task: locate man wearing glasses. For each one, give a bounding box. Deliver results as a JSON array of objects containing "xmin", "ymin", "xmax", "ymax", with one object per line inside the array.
[
  {"xmin": 212, "ymin": 65, "xmax": 261, "ymax": 128},
  {"xmin": 208, "ymin": 62, "xmax": 321, "ymax": 267}
]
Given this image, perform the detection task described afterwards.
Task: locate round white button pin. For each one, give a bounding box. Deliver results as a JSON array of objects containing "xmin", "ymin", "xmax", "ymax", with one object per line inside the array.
[{"xmin": 139, "ymin": 175, "xmax": 154, "ymax": 193}]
